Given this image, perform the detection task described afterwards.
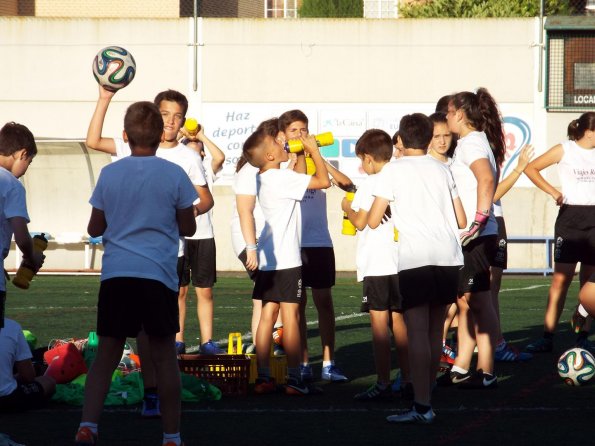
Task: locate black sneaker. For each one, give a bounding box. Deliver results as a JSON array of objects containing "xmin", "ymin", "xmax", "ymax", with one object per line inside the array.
[
  {"xmin": 436, "ymin": 370, "xmax": 471, "ymax": 387},
  {"xmin": 459, "ymin": 369, "xmax": 497, "ymax": 390},
  {"xmin": 525, "ymin": 337, "xmax": 553, "ymax": 353},
  {"xmin": 285, "ymin": 377, "xmax": 323, "ymax": 396}
]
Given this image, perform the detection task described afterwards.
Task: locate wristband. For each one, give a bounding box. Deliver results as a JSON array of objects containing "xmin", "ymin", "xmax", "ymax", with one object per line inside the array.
[
  {"xmin": 246, "ymin": 244, "xmax": 257, "ymax": 251},
  {"xmin": 474, "ymin": 210, "xmax": 489, "ymax": 224}
]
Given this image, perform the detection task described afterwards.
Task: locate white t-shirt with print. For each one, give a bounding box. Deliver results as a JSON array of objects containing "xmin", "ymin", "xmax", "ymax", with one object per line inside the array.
[
  {"xmin": 558, "ymin": 140, "xmax": 595, "ymax": 205},
  {"xmin": 230, "ymin": 163, "xmax": 265, "ymax": 257},
  {"xmin": 256, "ymin": 168, "xmax": 311, "ymax": 271},
  {"xmin": 351, "ymin": 172, "xmax": 398, "ymax": 282},
  {"xmin": 449, "ymin": 131, "xmax": 498, "ymax": 237},
  {"xmin": 0, "ymin": 318, "xmax": 32, "ymax": 396},
  {"xmin": 374, "ymin": 156, "xmax": 464, "ymax": 272},
  {"xmin": 0, "ymin": 168, "xmax": 29, "ymax": 292}
]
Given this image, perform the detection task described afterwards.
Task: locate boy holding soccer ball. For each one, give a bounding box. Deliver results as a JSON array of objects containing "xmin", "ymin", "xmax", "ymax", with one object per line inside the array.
[
  {"xmin": 75, "ymin": 101, "xmax": 197, "ymax": 446},
  {"xmin": 242, "ymin": 118, "xmax": 331, "ymax": 395},
  {"xmin": 368, "ymin": 114, "xmax": 466, "ymax": 423}
]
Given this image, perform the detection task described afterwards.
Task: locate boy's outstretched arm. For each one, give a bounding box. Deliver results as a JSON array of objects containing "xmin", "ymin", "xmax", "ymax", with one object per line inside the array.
[
  {"xmin": 177, "ymin": 206, "xmax": 197, "ymax": 236},
  {"xmin": 302, "ymin": 135, "xmax": 331, "ymax": 190},
  {"xmin": 87, "ymin": 207, "xmax": 107, "ymax": 238},
  {"xmin": 85, "ymin": 85, "xmax": 117, "ymax": 155},
  {"xmin": 326, "ymin": 160, "xmax": 354, "ymax": 191},
  {"xmin": 11, "ymin": 217, "xmax": 44, "ymax": 271}
]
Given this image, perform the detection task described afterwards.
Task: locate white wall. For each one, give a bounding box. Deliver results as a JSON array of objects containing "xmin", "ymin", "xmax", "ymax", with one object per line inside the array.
[{"xmin": 0, "ymin": 17, "xmax": 580, "ymax": 272}]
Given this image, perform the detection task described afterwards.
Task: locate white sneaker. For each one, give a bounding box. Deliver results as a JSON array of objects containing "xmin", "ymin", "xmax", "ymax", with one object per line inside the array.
[{"xmin": 386, "ymin": 407, "xmax": 435, "ymax": 424}]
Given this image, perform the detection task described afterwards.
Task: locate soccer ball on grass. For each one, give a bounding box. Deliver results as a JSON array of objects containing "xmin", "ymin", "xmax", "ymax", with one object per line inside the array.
[{"xmin": 557, "ymin": 347, "xmax": 595, "ymax": 386}]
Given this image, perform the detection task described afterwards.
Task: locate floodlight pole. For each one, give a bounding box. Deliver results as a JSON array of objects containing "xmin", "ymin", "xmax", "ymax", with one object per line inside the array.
[{"xmin": 192, "ymin": 0, "xmax": 199, "ymax": 92}]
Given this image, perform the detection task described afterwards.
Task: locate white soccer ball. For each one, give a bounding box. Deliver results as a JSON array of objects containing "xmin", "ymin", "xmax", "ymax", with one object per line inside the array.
[
  {"xmin": 557, "ymin": 347, "xmax": 595, "ymax": 386},
  {"xmin": 92, "ymin": 46, "xmax": 136, "ymax": 92}
]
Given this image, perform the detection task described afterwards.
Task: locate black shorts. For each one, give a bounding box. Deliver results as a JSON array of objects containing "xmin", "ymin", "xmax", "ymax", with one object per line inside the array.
[
  {"xmin": 238, "ymin": 249, "xmax": 259, "ymax": 281},
  {"xmin": 179, "ymin": 238, "xmax": 217, "ymax": 288},
  {"xmin": 399, "ymin": 265, "xmax": 460, "ymax": 311},
  {"xmin": 361, "ymin": 274, "xmax": 402, "ymax": 312},
  {"xmin": 490, "ymin": 216, "xmax": 508, "ymax": 269},
  {"xmin": 301, "ymin": 247, "xmax": 335, "ymax": 289},
  {"xmin": 252, "ymin": 266, "xmax": 303, "ymax": 304},
  {"xmin": 97, "ymin": 277, "xmax": 179, "ymax": 338},
  {"xmin": 554, "ymin": 205, "xmax": 595, "ymax": 265},
  {"xmin": 458, "ymin": 235, "xmax": 497, "ymax": 295},
  {"xmin": 0, "ymin": 381, "xmax": 45, "ymax": 413}
]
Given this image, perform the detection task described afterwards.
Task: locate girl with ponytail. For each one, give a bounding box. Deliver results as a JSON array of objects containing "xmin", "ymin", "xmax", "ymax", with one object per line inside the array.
[{"xmin": 524, "ymin": 112, "xmax": 595, "ymax": 354}]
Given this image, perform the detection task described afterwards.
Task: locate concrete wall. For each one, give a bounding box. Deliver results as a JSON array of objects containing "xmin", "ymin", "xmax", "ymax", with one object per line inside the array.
[{"xmin": 0, "ymin": 17, "xmax": 581, "ymax": 273}]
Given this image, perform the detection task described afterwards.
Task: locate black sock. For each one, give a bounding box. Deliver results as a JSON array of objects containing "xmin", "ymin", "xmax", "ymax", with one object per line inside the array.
[
  {"xmin": 144, "ymin": 387, "xmax": 157, "ymax": 397},
  {"xmin": 543, "ymin": 332, "xmax": 554, "ymax": 340},
  {"xmin": 576, "ymin": 331, "xmax": 589, "ymax": 342},
  {"xmin": 414, "ymin": 402, "xmax": 431, "ymax": 414}
]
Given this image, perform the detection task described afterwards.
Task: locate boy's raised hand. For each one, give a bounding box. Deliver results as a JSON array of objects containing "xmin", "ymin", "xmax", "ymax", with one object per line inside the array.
[
  {"xmin": 300, "ymin": 134, "xmax": 319, "ymax": 156},
  {"xmin": 98, "ymin": 84, "xmax": 116, "ymax": 100}
]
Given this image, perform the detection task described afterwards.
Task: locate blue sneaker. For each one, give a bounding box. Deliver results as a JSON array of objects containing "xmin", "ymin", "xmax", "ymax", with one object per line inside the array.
[
  {"xmin": 300, "ymin": 364, "xmax": 313, "ymax": 382},
  {"xmin": 273, "ymin": 344, "xmax": 285, "ymax": 356},
  {"xmin": 321, "ymin": 364, "xmax": 348, "ymax": 382},
  {"xmin": 200, "ymin": 340, "xmax": 225, "ymax": 355},
  {"xmin": 141, "ymin": 393, "xmax": 161, "ymax": 418},
  {"xmin": 175, "ymin": 341, "xmax": 186, "ymax": 355},
  {"xmin": 495, "ymin": 343, "xmax": 532, "ymax": 362}
]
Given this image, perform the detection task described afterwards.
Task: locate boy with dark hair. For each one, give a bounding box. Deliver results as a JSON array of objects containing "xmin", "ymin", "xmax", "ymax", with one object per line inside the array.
[
  {"xmin": 369, "ymin": 113, "xmax": 467, "ymax": 423},
  {"xmin": 86, "ymin": 85, "xmax": 215, "ymax": 416},
  {"xmin": 342, "ymin": 129, "xmax": 411, "ymax": 401},
  {"xmin": 74, "ymin": 101, "xmax": 198, "ymax": 446},
  {"xmin": 278, "ymin": 109, "xmax": 352, "ymax": 383},
  {"xmin": 243, "ymin": 119, "xmax": 331, "ymax": 394},
  {"xmin": 0, "ymin": 122, "xmax": 51, "ymax": 412}
]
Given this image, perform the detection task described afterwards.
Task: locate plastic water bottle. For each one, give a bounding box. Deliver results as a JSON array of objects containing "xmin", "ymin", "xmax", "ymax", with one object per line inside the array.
[{"xmin": 12, "ymin": 233, "xmax": 48, "ymax": 289}]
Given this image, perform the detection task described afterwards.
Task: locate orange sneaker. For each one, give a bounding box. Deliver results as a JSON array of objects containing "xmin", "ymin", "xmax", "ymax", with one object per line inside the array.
[{"xmin": 74, "ymin": 426, "xmax": 97, "ymax": 445}]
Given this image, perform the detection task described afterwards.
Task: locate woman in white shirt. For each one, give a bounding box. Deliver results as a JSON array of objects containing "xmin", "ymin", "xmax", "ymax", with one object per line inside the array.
[{"xmin": 524, "ymin": 112, "xmax": 595, "ymax": 354}]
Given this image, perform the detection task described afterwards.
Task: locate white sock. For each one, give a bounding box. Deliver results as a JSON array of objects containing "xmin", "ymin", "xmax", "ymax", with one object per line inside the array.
[
  {"xmin": 79, "ymin": 422, "xmax": 98, "ymax": 434},
  {"xmin": 322, "ymin": 360, "xmax": 334, "ymax": 368},
  {"xmin": 163, "ymin": 432, "xmax": 181, "ymax": 446},
  {"xmin": 578, "ymin": 304, "xmax": 589, "ymax": 318},
  {"xmin": 451, "ymin": 365, "xmax": 468, "ymax": 375}
]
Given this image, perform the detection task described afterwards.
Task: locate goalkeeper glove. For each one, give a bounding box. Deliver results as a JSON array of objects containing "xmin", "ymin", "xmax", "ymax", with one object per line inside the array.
[{"xmin": 460, "ymin": 210, "xmax": 489, "ymax": 247}]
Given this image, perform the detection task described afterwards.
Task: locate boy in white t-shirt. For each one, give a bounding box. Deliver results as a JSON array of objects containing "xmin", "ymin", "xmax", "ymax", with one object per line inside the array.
[
  {"xmin": 177, "ymin": 123, "xmax": 227, "ymax": 356},
  {"xmin": 242, "ymin": 119, "xmax": 331, "ymax": 395},
  {"xmin": 86, "ymin": 86, "xmax": 214, "ymax": 417},
  {"xmin": 369, "ymin": 113, "xmax": 466, "ymax": 424},
  {"xmin": 341, "ymin": 129, "xmax": 411, "ymax": 401},
  {"xmin": 278, "ymin": 110, "xmax": 352, "ymax": 383}
]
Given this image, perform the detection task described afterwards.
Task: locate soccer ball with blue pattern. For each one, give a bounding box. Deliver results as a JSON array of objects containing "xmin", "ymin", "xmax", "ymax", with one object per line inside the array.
[
  {"xmin": 92, "ymin": 46, "xmax": 136, "ymax": 92},
  {"xmin": 557, "ymin": 347, "xmax": 595, "ymax": 386}
]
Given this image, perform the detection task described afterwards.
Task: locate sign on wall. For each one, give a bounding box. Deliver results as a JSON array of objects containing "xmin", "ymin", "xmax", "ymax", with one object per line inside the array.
[{"xmin": 195, "ymin": 103, "xmax": 534, "ymax": 186}]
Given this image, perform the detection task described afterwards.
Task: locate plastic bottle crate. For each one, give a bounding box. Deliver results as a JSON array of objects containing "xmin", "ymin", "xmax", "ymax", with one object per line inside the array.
[
  {"xmin": 226, "ymin": 332, "xmax": 287, "ymax": 384},
  {"xmin": 178, "ymin": 354, "xmax": 251, "ymax": 396}
]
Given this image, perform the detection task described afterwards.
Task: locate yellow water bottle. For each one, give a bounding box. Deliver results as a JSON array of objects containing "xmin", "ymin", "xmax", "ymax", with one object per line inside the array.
[
  {"xmin": 285, "ymin": 132, "xmax": 334, "ymax": 153},
  {"xmin": 342, "ymin": 187, "xmax": 357, "ymax": 236},
  {"xmin": 184, "ymin": 117, "xmax": 201, "ymax": 136},
  {"xmin": 13, "ymin": 233, "xmax": 48, "ymax": 290}
]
